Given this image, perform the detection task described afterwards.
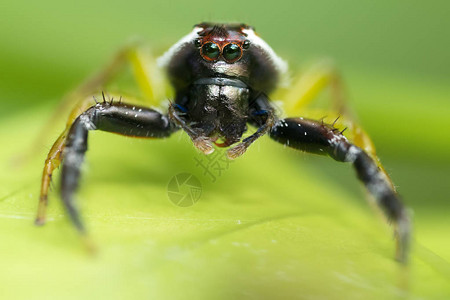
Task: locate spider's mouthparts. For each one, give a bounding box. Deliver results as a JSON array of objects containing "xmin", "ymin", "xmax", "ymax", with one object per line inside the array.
[
  {"xmin": 192, "ymin": 136, "xmax": 215, "ymax": 155},
  {"xmin": 214, "ymin": 140, "xmax": 231, "ymax": 148}
]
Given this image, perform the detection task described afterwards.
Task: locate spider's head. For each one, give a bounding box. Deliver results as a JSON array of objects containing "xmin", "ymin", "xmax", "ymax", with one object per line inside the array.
[{"xmin": 158, "ymin": 22, "xmax": 287, "ymax": 94}]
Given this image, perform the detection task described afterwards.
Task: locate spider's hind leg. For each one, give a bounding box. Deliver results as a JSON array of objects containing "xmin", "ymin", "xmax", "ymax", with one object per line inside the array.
[{"xmin": 269, "ymin": 117, "xmax": 411, "ymax": 263}]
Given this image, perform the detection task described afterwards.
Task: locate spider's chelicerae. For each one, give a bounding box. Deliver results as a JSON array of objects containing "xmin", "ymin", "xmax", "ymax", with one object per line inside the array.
[{"xmin": 36, "ymin": 22, "xmax": 410, "ymax": 262}]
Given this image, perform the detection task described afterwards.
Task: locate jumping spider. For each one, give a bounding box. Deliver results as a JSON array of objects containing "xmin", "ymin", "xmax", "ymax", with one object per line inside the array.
[{"xmin": 36, "ymin": 22, "xmax": 410, "ymax": 262}]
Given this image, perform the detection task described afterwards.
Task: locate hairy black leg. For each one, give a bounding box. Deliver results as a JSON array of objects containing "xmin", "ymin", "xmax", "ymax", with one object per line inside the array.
[
  {"xmin": 61, "ymin": 117, "xmax": 88, "ymax": 233},
  {"xmin": 269, "ymin": 117, "xmax": 411, "ymax": 263},
  {"xmin": 61, "ymin": 101, "xmax": 176, "ymax": 234}
]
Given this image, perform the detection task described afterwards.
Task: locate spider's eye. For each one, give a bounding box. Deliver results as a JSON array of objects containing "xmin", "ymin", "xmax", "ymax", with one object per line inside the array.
[
  {"xmin": 223, "ymin": 43, "xmax": 242, "ymax": 62},
  {"xmin": 194, "ymin": 39, "xmax": 202, "ymax": 48},
  {"xmin": 201, "ymin": 42, "xmax": 220, "ymax": 61},
  {"xmin": 243, "ymin": 40, "xmax": 250, "ymax": 49}
]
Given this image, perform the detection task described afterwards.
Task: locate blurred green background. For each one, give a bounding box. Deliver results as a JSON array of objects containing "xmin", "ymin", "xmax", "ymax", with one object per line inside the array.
[{"xmin": 0, "ymin": 0, "xmax": 449, "ymax": 299}]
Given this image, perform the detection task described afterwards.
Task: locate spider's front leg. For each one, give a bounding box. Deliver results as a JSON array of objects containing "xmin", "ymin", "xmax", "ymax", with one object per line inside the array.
[
  {"xmin": 269, "ymin": 117, "xmax": 411, "ymax": 263},
  {"xmin": 37, "ymin": 101, "xmax": 176, "ymax": 235}
]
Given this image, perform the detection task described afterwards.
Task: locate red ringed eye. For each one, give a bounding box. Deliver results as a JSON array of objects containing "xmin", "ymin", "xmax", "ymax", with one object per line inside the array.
[
  {"xmin": 201, "ymin": 42, "xmax": 220, "ymax": 61},
  {"xmin": 223, "ymin": 43, "xmax": 242, "ymax": 62}
]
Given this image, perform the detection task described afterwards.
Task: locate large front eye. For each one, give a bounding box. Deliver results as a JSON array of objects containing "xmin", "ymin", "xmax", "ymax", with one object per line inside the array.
[
  {"xmin": 223, "ymin": 43, "xmax": 243, "ymax": 62},
  {"xmin": 201, "ymin": 42, "xmax": 220, "ymax": 61}
]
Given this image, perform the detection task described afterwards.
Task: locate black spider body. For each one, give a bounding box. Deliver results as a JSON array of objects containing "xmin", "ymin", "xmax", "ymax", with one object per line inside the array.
[{"xmin": 164, "ymin": 23, "xmax": 282, "ymax": 147}]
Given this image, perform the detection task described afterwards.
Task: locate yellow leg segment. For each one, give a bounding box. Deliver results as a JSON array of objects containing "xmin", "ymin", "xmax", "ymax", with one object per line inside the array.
[
  {"xmin": 55, "ymin": 41, "xmax": 165, "ymax": 116},
  {"xmin": 281, "ymin": 60, "xmax": 346, "ymax": 115},
  {"xmin": 126, "ymin": 45, "xmax": 166, "ymax": 106},
  {"xmin": 36, "ymin": 127, "xmax": 69, "ymax": 225}
]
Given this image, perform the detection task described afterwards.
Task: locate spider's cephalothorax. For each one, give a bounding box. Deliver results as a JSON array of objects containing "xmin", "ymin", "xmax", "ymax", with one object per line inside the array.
[
  {"xmin": 37, "ymin": 22, "xmax": 411, "ymax": 263},
  {"xmin": 158, "ymin": 23, "xmax": 287, "ymax": 151}
]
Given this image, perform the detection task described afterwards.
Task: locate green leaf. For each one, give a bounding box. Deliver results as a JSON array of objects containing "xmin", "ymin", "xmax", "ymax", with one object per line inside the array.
[{"xmin": 1, "ymin": 95, "xmax": 449, "ymax": 299}]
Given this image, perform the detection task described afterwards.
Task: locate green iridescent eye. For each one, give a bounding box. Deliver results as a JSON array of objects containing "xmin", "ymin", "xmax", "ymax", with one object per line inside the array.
[
  {"xmin": 201, "ymin": 42, "xmax": 220, "ymax": 60},
  {"xmin": 223, "ymin": 43, "xmax": 242, "ymax": 62}
]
